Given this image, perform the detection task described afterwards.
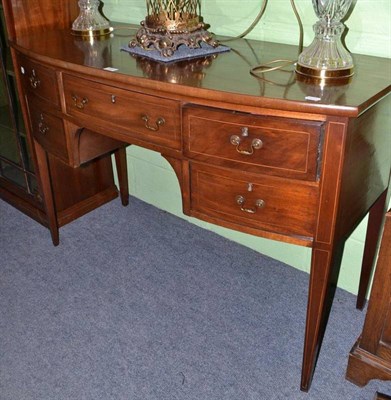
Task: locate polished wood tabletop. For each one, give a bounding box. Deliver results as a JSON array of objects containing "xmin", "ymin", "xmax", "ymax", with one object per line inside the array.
[{"xmin": 13, "ymin": 26, "xmax": 391, "ymax": 118}]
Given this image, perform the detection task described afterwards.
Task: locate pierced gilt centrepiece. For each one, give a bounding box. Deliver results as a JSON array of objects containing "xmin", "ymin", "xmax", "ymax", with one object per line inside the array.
[{"xmin": 129, "ymin": 0, "xmax": 218, "ymax": 57}]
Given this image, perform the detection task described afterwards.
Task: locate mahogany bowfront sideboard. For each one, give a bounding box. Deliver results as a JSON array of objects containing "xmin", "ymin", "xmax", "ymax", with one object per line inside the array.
[{"xmin": 5, "ymin": 19, "xmax": 391, "ymax": 393}]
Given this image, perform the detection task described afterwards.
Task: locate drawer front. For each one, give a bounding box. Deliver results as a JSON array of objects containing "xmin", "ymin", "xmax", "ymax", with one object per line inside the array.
[
  {"xmin": 18, "ymin": 56, "xmax": 60, "ymax": 107},
  {"xmin": 29, "ymin": 102, "xmax": 68, "ymax": 163},
  {"xmin": 190, "ymin": 163, "xmax": 319, "ymax": 238},
  {"xmin": 63, "ymin": 74, "xmax": 181, "ymax": 150},
  {"xmin": 184, "ymin": 107, "xmax": 323, "ymax": 180}
]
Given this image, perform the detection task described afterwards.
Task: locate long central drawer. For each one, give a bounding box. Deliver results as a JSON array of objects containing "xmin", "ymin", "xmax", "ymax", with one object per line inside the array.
[{"xmin": 62, "ymin": 74, "xmax": 181, "ymax": 150}]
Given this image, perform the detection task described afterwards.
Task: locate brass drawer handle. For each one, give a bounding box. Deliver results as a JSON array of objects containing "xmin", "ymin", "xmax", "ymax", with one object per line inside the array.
[
  {"xmin": 71, "ymin": 94, "xmax": 89, "ymax": 109},
  {"xmin": 29, "ymin": 69, "xmax": 41, "ymax": 89},
  {"xmin": 38, "ymin": 113, "xmax": 49, "ymax": 135},
  {"xmin": 235, "ymin": 195, "xmax": 265, "ymax": 214},
  {"xmin": 230, "ymin": 126, "xmax": 263, "ymax": 155},
  {"xmin": 141, "ymin": 114, "xmax": 165, "ymax": 132}
]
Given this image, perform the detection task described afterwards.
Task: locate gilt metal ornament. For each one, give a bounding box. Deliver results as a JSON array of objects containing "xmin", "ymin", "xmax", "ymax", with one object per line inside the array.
[{"xmin": 129, "ymin": 0, "xmax": 218, "ymax": 57}]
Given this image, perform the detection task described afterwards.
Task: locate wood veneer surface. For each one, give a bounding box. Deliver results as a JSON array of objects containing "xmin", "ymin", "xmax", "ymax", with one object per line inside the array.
[{"xmin": 11, "ymin": 27, "xmax": 391, "ymax": 118}]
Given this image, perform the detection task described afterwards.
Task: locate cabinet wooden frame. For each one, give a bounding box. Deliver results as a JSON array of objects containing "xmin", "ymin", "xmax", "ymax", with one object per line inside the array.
[
  {"xmin": 2, "ymin": 1, "xmax": 129, "ymax": 246},
  {"xmin": 346, "ymin": 209, "xmax": 391, "ymax": 387},
  {"xmin": 2, "ymin": 0, "xmax": 391, "ymax": 393}
]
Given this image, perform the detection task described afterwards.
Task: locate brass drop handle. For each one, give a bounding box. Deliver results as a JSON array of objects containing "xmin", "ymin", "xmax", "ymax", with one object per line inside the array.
[
  {"xmin": 71, "ymin": 94, "xmax": 89, "ymax": 109},
  {"xmin": 141, "ymin": 114, "xmax": 165, "ymax": 132},
  {"xmin": 235, "ymin": 195, "xmax": 265, "ymax": 214},
  {"xmin": 230, "ymin": 126, "xmax": 263, "ymax": 155},
  {"xmin": 38, "ymin": 113, "xmax": 49, "ymax": 135},
  {"xmin": 29, "ymin": 69, "xmax": 40, "ymax": 89}
]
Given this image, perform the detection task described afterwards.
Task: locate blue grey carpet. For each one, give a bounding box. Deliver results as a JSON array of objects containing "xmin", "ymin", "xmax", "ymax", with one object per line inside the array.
[{"xmin": 0, "ymin": 197, "xmax": 390, "ymax": 399}]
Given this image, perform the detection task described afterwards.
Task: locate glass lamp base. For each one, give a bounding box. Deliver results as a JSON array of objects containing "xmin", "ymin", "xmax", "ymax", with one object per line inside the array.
[
  {"xmin": 296, "ymin": 18, "xmax": 354, "ymax": 84},
  {"xmin": 72, "ymin": 0, "xmax": 112, "ymax": 39}
]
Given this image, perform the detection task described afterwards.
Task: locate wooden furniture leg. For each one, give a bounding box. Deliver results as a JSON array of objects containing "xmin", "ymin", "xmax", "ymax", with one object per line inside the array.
[
  {"xmin": 375, "ymin": 392, "xmax": 391, "ymax": 400},
  {"xmin": 114, "ymin": 147, "xmax": 129, "ymax": 206},
  {"xmin": 299, "ymin": 118, "xmax": 348, "ymax": 391},
  {"xmin": 34, "ymin": 141, "xmax": 59, "ymax": 246},
  {"xmin": 300, "ymin": 243, "xmax": 342, "ymax": 391},
  {"xmin": 356, "ymin": 190, "xmax": 388, "ymax": 310}
]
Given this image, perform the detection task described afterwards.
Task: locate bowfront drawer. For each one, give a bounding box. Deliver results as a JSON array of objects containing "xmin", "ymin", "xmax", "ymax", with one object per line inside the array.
[
  {"xmin": 63, "ymin": 74, "xmax": 181, "ymax": 150},
  {"xmin": 18, "ymin": 56, "xmax": 60, "ymax": 108},
  {"xmin": 190, "ymin": 163, "xmax": 319, "ymax": 238},
  {"xmin": 184, "ymin": 106, "xmax": 324, "ymax": 181},
  {"xmin": 28, "ymin": 101, "xmax": 68, "ymax": 163}
]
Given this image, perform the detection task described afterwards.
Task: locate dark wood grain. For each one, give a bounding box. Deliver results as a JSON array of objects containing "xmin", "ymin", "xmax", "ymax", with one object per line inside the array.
[
  {"xmin": 114, "ymin": 147, "xmax": 129, "ymax": 207},
  {"xmin": 336, "ymin": 97, "xmax": 391, "ymax": 241},
  {"xmin": 2, "ymin": 0, "xmax": 127, "ymax": 245},
  {"xmin": 368, "ymin": 212, "xmax": 391, "ymax": 353},
  {"xmin": 62, "ymin": 73, "xmax": 182, "ymax": 151},
  {"xmin": 190, "ymin": 162, "xmax": 318, "ymax": 239},
  {"xmin": 375, "ymin": 392, "xmax": 391, "ymax": 400},
  {"xmin": 0, "ymin": 176, "xmax": 46, "ymax": 225},
  {"xmin": 300, "ymin": 117, "xmax": 349, "ymax": 391},
  {"xmin": 8, "ymin": 27, "xmax": 391, "ymax": 118},
  {"xmin": 29, "ymin": 101, "xmax": 68, "ymax": 162},
  {"xmin": 346, "ymin": 210, "xmax": 391, "ymax": 387},
  {"xmin": 18, "ymin": 54, "xmax": 61, "ymax": 107},
  {"xmin": 2, "ymin": 0, "xmax": 77, "ymax": 40},
  {"xmin": 3, "ymin": 4, "xmax": 391, "ymax": 393},
  {"xmin": 183, "ymin": 106, "xmax": 324, "ymax": 181},
  {"xmin": 33, "ymin": 141, "xmax": 60, "ymax": 245},
  {"xmin": 356, "ymin": 191, "xmax": 388, "ymax": 309}
]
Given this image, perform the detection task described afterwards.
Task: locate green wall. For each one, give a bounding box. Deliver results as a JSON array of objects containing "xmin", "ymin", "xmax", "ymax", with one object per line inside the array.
[
  {"xmin": 104, "ymin": 0, "xmax": 391, "ymax": 58},
  {"xmin": 106, "ymin": 0, "xmax": 391, "ymax": 295}
]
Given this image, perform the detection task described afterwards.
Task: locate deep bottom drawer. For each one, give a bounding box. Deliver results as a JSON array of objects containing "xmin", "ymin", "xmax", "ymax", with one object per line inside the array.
[{"xmin": 190, "ymin": 163, "xmax": 319, "ymax": 238}]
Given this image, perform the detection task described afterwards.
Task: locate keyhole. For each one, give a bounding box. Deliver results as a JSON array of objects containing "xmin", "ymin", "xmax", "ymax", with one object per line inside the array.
[{"xmin": 241, "ymin": 127, "xmax": 249, "ymax": 137}]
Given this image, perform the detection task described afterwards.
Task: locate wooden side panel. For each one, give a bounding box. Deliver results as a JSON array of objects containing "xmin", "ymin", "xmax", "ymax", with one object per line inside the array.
[
  {"xmin": 314, "ymin": 119, "xmax": 348, "ymax": 245},
  {"xmin": 48, "ymin": 153, "xmax": 117, "ymax": 216},
  {"xmin": 361, "ymin": 211, "xmax": 391, "ymax": 352},
  {"xmin": 346, "ymin": 211, "xmax": 391, "ymax": 387},
  {"xmin": 2, "ymin": 0, "xmax": 78, "ymax": 40},
  {"xmin": 337, "ymin": 95, "xmax": 391, "ymax": 240}
]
